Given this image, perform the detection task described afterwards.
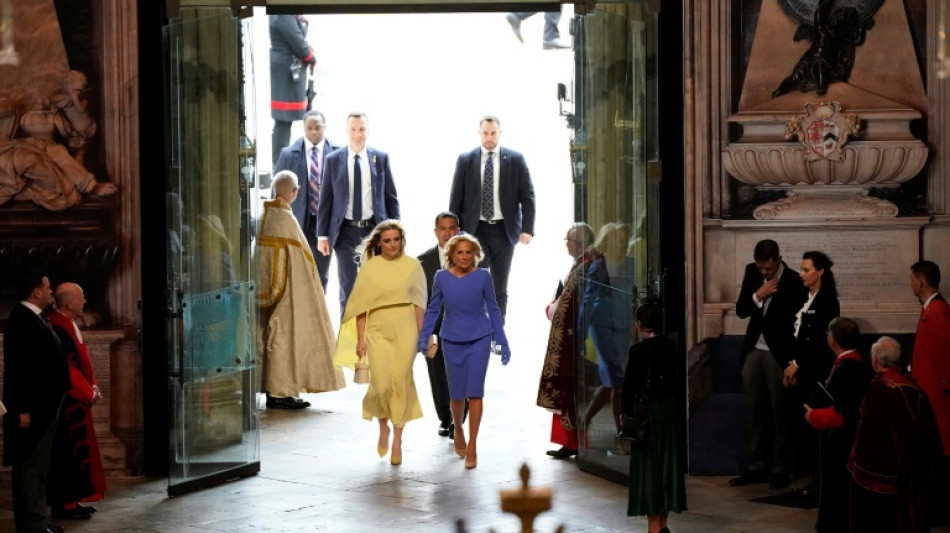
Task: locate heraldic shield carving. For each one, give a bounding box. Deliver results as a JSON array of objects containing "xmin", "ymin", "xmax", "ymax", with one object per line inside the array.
[{"xmin": 785, "ymin": 101, "xmax": 862, "ymax": 161}]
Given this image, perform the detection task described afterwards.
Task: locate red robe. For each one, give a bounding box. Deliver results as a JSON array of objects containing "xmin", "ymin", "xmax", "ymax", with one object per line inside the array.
[
  {"xmin": 537, "ymin": 252, "xmax": 599, "ymax": 448},
  {"xmin": 911, "ymin": 293, "xmax": 950, "ymax": 455},
  {"xmin": 848, "ymin": 368, "xmax": 941, "ymax": 533},
  {"xmin": 47, "ymin": 311, "xmax": 107, "ymax": 505}
]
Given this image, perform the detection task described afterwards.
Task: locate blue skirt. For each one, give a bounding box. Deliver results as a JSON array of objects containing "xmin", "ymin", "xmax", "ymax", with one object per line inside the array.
[{"xmin": 442, "ymin": 336, "xmax": 492, "ymax": 399}]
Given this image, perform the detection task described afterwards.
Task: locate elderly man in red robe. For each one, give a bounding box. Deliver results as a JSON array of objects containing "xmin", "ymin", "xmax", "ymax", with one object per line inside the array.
[
  {"xmin": 848, "ymin": 336, "xmax": 942, "ymax": 533},
  {"xmin": 47, "ymin": 282, "xmax": 106, "ymax": 520},
  {"xmin": 909, "ymin": 260, "xmax": 950, "ymax": 525}
]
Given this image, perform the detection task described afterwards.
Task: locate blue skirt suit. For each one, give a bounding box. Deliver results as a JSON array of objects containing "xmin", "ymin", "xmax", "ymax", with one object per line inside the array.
[{"xmin": 419, "ymin": 268, "xmax": 508, "ymax": 399}]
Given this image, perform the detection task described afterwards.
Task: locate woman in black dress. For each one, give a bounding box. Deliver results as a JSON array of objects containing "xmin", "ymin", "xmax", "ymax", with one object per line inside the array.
[
  {"xmin": 623, "ymin": 302, "xmax": 686, "ymax": 533},
  {"xmin": 784, "ymin": 251, "xmax": 840, "ymax": 493}
]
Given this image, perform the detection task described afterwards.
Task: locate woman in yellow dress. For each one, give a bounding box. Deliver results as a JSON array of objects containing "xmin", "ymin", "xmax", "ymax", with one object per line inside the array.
[{"xmin": 334, "ymin": 220, "xmax": 427, "ymax": 465}]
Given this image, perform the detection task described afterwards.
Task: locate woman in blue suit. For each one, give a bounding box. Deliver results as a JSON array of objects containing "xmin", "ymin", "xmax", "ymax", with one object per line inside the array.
[{"xmin": 418, "ymin": 234, "xmax": 510, "ymax": 469}]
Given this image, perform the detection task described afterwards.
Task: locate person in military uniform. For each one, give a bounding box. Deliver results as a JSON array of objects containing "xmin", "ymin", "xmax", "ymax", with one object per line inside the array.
[{"xmin": 269, "ymin": 14, "xmax": 316, "ymax": 165}]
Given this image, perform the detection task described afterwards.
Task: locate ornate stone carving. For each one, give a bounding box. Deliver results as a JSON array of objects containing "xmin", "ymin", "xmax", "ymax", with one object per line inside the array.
[
  {"xmin": 722, "ymin": 140, "xmax": 928, "ymax": 187},
  {"xmin": 0, "ymin": 75, "xmax": 116, "ymax": 211},
  {"xmin": 785, "ymin": 101, "xmax": 861, "ymax": 161},
  {"xmin": 751, "ymin": 189, "xmax": 899, "ymax": 220}
]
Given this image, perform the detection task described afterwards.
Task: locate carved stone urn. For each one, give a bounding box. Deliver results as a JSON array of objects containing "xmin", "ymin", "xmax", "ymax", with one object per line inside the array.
[
  {"xmin": 723, "ymin": 90, "xmax": 928, "ymax": 219},
  {"xmin": 724, "ymin": 0, "xmax": 928, "ymax": 220}
]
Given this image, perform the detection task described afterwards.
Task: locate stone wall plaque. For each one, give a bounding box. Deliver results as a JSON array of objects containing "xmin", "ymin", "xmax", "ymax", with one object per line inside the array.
[{"xmin": 734, "ymin": 228, "xmax": 916, "ymax": 302}]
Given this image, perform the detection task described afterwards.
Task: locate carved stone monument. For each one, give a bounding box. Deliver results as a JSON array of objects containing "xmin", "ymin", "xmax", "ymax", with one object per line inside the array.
[{"xmin": 722, "ymin": 0, "xmax": 927, "ymax": 220}]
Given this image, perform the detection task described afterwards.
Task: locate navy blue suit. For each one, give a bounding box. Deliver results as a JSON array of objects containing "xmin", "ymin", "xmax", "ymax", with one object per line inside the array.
[
  {"xmin": 316, "ymin": 146, "xmax": 399, "ymax": 311},
  {"xmin": 273, "ymin": 137, "xmax": 340, "ymax": 290},
  {"xmin": 448, "ymin": 147, "xmax": 535, "ymax": 319}
]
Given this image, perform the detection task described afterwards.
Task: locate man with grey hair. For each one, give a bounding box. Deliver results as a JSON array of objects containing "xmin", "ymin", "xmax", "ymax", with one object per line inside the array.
[
  {"xmin": 258, "ymin": 170, "xmax": 344, "ymax": 410},
  {"xmin": 537, "ymin": 223, "xmax": 595, "ymax": 459},
  {"xmin": 848, "ymin": 336, "xmax": 942, "ymax": 532}
]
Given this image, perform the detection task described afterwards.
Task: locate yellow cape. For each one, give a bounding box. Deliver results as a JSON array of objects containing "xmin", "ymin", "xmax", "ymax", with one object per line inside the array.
[{"xmin": 334, "ymin": 253, "xmax": 427, "ymax": 371}]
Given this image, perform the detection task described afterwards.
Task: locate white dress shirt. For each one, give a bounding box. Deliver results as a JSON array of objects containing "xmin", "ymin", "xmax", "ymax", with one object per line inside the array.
[
  {"xmin": 479, "ymin": 146, "xmax": 502, "ymax": 221},
  {"xmin": 346, "ymin": 148, "xmax": 373, "ymax": 221}
]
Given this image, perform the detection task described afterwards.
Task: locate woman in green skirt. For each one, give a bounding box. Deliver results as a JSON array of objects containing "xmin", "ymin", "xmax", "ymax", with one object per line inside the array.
[{"xmin": 622, "ymin": 301, "xmax": 687, "ymax": 533}]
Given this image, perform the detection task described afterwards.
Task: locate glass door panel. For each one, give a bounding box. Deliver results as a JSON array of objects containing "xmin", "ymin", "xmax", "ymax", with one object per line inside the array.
[
  {"xmin": 165, "ymin": 7, "xmax": 260, "ymax": 497},
  {"xmin": 570, "ymin": 2, "xmax": 662, "ymax": 484}
]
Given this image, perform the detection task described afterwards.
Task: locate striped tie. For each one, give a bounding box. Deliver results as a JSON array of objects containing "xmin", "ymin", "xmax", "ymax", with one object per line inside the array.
[
  {"xmin": 482, "ymin": 151, "xmax": 494, "ymax": 219},
  {"xmin": 308, "ymin": 146, "xmax": 320, "ymax": 215}
]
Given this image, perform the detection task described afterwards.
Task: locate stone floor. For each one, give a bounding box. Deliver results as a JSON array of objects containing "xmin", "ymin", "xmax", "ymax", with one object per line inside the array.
[{"xmin": 4, "ymin": 369, "xmax": 948, "ymax": 533}]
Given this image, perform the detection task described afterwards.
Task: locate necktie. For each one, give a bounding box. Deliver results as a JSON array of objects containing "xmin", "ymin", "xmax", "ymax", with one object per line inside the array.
[
  {"xmin": 482, "ymin": 151, "xmax": 494, "ymax": 220},
  {"xmin": 308, "ymin": 146, "xmax": 320, "ymax": 215},
  {"xmin": 352, "ymin": 154, "xmax": 362, "ymax": 221}
]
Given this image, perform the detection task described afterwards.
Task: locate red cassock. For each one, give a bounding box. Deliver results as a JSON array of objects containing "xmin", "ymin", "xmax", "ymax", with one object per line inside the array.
[
  {"xmin": 911, "ymin": 295, "xmax": 950, "ymax": 455},
  {"xmin": 47, "ymin": 311, "xmax": 107, "ymax": 505}
]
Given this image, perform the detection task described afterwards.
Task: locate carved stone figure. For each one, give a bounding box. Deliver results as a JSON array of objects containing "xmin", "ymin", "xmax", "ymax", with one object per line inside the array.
[
  {"xmin": 772, "ymin": 0, "xmax": 873, "ymax": 98},
  {"xmin": 0, "ymin": 93, "xmax": 115, "ymax": 211},
  {"xmin": 52, "ymin": 70, "xmax": 96, "ymax": 165}
]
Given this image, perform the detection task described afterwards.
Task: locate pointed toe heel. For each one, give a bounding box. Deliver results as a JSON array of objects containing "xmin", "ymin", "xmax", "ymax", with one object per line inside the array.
[
  {"xmin": 455, "ymin": 447, "xmax": 466, "ymax": 458},
  {"xmin": 377, "ymin": 447, "xmax": 387, "ymax": 458}
]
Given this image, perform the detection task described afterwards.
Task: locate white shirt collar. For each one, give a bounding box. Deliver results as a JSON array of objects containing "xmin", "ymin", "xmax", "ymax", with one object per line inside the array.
[
  {"xmin": 21, "ymin": 301, "xmax": 43, "ymax": 315},
  {"xmin": 923, "ymin": 292, "xmax": 940, "ymax": 309},
  {"xmin": 837, "ymin": 348, "xmax": 858, "ymax": 360},
  {"xmin": 305, "ymin": 138, "xmax": 324, "ymax": 153},
  {"xmin": 481, "ymin": 145, "xmax": 500, "ymax": 157}
]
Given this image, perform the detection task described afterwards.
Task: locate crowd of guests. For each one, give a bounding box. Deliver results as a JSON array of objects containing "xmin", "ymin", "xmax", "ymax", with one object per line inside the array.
[{"xmin": 727, "ymin": 239, "xmax": 948, "ymax": 533}]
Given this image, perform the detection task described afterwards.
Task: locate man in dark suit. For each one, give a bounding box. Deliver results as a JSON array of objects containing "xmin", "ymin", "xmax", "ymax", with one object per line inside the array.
[
  {"xmin": 268, "ymin": 14, "xmax": 316, "ymax": 165},
  {"xmin": 418, "ymin": 211, "xmax": 461, "ymax": 437},
  {"xmin": 274, "ymin": 109, "xmax": 339, "ymax": 290},
  {"xmin": 316, "ymin": 112, "xmax": 400, "ymax": 312},
  {"xmin": 3, "ymin": 273, "xmax": 71, "ymax": 533},
  {"xmin": 449, "ymin": 115, "xmax": 535, "ymax": 320},
  {"xmin": 729, "ymin": 239, "xmax": 804, "ymax": 490}
]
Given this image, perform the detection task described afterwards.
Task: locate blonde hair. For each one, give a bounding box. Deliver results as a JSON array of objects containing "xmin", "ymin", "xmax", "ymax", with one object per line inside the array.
[
  {"xmin": 444, "ymin": 234, "xmax": 484, "ymax": 268},
  {"xmin": 356, "ymin": 219, "xmax": 406, "ymax": 262},
  {"xmin": 592, "ymin": 222, "xmax": 630, "ymax": 257}
]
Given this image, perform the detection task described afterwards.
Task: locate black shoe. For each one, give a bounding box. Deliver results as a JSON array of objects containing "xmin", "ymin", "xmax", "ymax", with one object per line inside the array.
[
  {"xmin": 769, "ymin": 473, "xmax": 790, "ymax": 490},
  {"xmin": 728, "ymin": 470, "xmax": 769, "ymax": 486},
  {"xmin": 438, "ymin": 422, "xmax": 451, "ymax": 437},
  {"xmin": 266, "ymin": 396, "xmax": 308, "ymax": 409},
  {"xmin": 545, "ymin": 446, "xmax": 578, "ymax": 459},
  {"xmin": 51, "ymin": 505, "xmax": 92, "ymax": 520},
  {"xmin": 77, "ymin": 503, "xmax": 97, "ymax": 513}
]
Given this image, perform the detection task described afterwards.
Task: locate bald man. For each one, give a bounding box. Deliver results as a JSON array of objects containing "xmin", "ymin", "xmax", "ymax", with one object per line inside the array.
[
  {"xmin": 47, "ymin": 282, "xmax": 106, "ymax": 520},
  {"xmin": 259, "ymin": 171, "xmax": 344, "ymax": 410}
]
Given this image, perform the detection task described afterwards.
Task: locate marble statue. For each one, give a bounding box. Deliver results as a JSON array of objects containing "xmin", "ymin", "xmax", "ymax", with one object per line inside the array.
[{"xmin": 0, "ymin": 77, "xmax": 116, "ymax": 211}]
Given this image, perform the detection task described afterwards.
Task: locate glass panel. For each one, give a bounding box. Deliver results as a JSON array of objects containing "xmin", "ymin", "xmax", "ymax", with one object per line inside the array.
[
  {"xmin": 570, "ymin": 2, "xmax": 661, "ymax": 482},
  {"xmin": 165, "ymin": 8, "xmax": 260, "ymax": 495}
]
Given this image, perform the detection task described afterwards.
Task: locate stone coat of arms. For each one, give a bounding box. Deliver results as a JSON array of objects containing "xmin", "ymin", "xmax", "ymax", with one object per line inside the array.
[{"xmin": 785, "ymin": 101, "xmax": 862, "ymax": 161}]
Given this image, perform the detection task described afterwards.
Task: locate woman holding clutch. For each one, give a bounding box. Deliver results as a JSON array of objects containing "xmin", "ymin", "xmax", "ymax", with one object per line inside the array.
[
  {"xmin": 418, "ymin": 234, "xmax": 510, "ymax": 469},
  {"xmin": 335, "ymin": 220, "xmax": 428, "ymax": 466}
]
